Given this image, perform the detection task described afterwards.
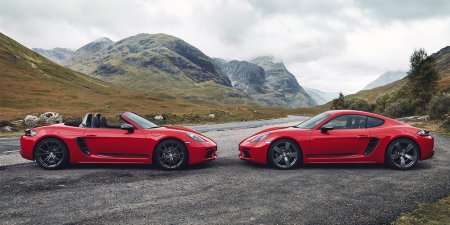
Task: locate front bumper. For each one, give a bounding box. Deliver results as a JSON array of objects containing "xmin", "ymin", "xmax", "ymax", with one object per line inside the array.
[
  {"xmin": 238, "ymin": 139, "xmax": 269, "ymax": 164},
  {"xmin": 187, "ymin": 140, "xmax": 217, "ymax": 165},
  {"xmin": 418, "ymin": 135, "xmax": 434, "ymax": 161}
]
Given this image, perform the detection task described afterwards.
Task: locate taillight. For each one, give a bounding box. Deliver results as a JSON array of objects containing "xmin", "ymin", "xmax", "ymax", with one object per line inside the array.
[{"xmin": 24, "ymin": 129, "xmax": 38, "ymax": 137}]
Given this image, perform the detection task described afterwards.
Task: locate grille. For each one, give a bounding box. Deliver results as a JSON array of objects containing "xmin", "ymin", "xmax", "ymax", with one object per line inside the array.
[
  {"xmin": 205, "ymin": 149, "xmax": 215, "ymax": 158},
  {"xmin": 243, "ymin": 150, "xmax": 251, "ymax": 158}
]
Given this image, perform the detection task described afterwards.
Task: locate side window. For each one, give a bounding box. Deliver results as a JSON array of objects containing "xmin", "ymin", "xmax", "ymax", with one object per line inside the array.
[
  {"xmin": 323, "ymin": 115, "xmax": 367, "ymax": 129},
  {"xmin": 366, "ymin": 116, "xmax": 384, "ymax": 128}
]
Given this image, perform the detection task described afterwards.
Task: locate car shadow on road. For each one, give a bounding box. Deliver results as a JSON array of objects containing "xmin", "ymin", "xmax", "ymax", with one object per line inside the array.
[
  {"xmin": 66, "ymin": 161, "xmax": 216, "ymax": 172},
  {"xmin": 239, "ymin": 159, "xmax": 433, "ymax": 171}
]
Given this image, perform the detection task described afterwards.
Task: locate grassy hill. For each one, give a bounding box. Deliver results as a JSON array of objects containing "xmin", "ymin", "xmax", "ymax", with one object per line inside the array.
[{"xmin": 0, "ymin": 32, "xmax": 316, "ymax": 123}]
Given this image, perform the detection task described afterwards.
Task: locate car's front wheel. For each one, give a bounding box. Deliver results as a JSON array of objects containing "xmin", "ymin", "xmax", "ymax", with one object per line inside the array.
[
  {"xmin": 154, "ymin": 139, "xmax": 188, "ymax": 170},
  {"xmin": 386, "ymin": 138, "xmax": 419, "ymax": 170},
  {"xmin": 268, "ymin": 139, "xmax": 300, "ymax": 170},
  {"xmin": 34, "ymin": 137, "xmax": 69, "ymax": 170}
]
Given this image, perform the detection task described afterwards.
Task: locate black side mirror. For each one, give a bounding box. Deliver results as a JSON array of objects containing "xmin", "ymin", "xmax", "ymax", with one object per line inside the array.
[
  {"xmin": 121, "ymin": 124, "xmax": 135, "ymax": 133},
  {"xmin": 320, "ymin": 124, "xmax": 334, "ymax": 133}
]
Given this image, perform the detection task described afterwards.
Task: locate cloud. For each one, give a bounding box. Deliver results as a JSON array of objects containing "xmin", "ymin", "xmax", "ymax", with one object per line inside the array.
[{"xmin": 0, "ymin": 0, "xmax": 450, "ymax": 93}]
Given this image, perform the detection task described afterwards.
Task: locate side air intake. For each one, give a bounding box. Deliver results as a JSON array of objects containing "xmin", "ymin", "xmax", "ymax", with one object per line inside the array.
[
  {"xmin": 364, "ymin": 138, "xmax": 379, "ymax": 155},
  {"xmin": 75, "ymin": 137, "xmax": 91, "ymax": 155}
]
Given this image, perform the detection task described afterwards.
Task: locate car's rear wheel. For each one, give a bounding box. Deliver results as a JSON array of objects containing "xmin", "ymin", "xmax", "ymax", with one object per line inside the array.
[
  {"xmin": 154, "ymin": 139, "xmax": 188, "ymax": 171},
  {"xmin": 386, "ymin": 138, "xmax": 419, "ymax": 170},
  {"xmin": 34, "ymin": 137, "xmax": 69, "ymax": 170},
  {"xmin": 268, "ymin": 139, "xmax": 300, "ymax": 170}
]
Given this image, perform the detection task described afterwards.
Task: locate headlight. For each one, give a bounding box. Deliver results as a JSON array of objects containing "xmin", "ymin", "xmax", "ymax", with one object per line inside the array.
[
  {"xmin": 417, "ymin": 129, "xmax": 430, "ymax": 136},
  {"xmin": 186, "ymin": 132, "xmax": 205, "ymax": 142},
  {"xmin": 24, "ymin": 129, "xmax": 38, "ymax": 137},
  {"xmin": 251, "ymin": 132, "xmax": 270, "ymax": 142}
]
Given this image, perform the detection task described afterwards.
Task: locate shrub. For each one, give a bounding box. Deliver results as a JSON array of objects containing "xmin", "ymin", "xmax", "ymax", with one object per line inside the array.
[
  {"xmin": 384, "ymin": 98, "xmax": 415, "ymax": 118},
  {"xmin": 346, "ymin": 98, "xmax": 372, "ymax": 112},
  {"xmin": 428, "ymin": 92, "xmax": 450, "ymax": 120}
]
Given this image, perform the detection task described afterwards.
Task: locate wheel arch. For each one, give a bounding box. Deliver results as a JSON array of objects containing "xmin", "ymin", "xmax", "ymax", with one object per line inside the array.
[
  {"xmin": 33, "ymin": 136, "xmax": 70, "ymax": 161},
  {"xmin": 152, "ymin": 137, "xmax": 189, "ymax": 164},
  {"xmin": 384, "ymin": 136, "xmax": 421, "ymax": 162},
  {"xmin": 266, "ymin": 137, "xmax": 304, "ymax": 164}
]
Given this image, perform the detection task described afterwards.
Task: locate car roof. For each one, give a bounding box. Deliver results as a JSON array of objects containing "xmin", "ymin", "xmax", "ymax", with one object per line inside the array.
[{"xmin": 325, "ymin": 110, "xmax": 391, "ymax": 120}]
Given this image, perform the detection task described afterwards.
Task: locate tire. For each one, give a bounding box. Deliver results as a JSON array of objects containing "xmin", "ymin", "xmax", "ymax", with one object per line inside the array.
[
  {"xmin": 268, "ymin": 139, "xmax": 301, "ymax": 170},
  {"xmin": 386, "ymin": 138, "xmax": 419, "ymax": 170},
  {"xmin": 34, "ymin": 137, "xmax": 69, "ymax": 170},
  {"xmin": 154, "ymin": 139, "xmax": 188, "ymax": 171}
]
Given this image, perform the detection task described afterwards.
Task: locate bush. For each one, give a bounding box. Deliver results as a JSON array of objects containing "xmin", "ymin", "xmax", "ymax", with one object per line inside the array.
[
  {"xmin": 428, "ymin": 92, "xmax": 450, "ymax": 120},
  {"xmin": 384, "ymin": 98, "xmax": 415, "ymax": 118},
  {"xmin": 441, "ymin": 117, "xmax": 450, "ymax": 130},
  {"xmin": 346, "ymin": 98, "xmax": 372, "ymax": 111}
]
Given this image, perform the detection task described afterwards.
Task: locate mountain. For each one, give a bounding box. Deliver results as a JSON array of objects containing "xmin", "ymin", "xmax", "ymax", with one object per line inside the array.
[
  {"xmin": 64, "ymin": 33, "xmax": 244, "ymax": 102},
  {"xmin": 250, "ymin": 56, "xmax": 317, "ymax": 107},
  {"xmin": 431, "ymin": 46, "xmax": 450, "ymax": 88},
  {"xmin": 0, "ymin": 32, "xmax": 220, "ymax": 119},
  {"xmin": 214, "ymin": 57, "xmax": 316, "ymax": 107},
  {"xmin": 362, "ymin": 71, "xmax": 407, "ymax": 90},
  {"xmin": 32, "ymin": 47, "xmax": 74, "ymax": 64},
  {"xmin": 304, "ymin": 87, "xmax": 348, "ymax": 105}
]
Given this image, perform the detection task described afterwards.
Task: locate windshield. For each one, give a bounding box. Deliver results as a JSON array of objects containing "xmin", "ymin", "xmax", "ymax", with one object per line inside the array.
[
  {"xmin": 123, "ymin": 112, "xmax": 159, "ymax": 129},
  {"xmin": 295, "ymin": 113, "xmax": 330, "ymax": 129}
]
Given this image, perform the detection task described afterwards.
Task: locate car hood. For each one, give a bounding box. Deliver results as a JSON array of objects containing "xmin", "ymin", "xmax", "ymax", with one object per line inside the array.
[
  {"xmin": 252, "ymin": 126, "xmax": 291, "ymax": 136},
  {"xmin": 162, "ymin": 126, "xmax": 203, "ymax": 135}
]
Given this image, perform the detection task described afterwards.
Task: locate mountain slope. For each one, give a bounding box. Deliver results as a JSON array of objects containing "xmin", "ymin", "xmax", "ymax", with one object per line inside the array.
[
  {"xmin": 304, "ymin": 87, "xmax": 348, "ymax": 105},
  {"xmin": 32, "ymin": 47, "xmax": 74, "ymax": 64},
  {"xmin": 350, "ymin": 46, "xmax": 450, "ymax": 103},
  {"xmin": 362, "ymin": 70, "xmax": 407, "ymax": 90},
  {"xmin": 64, "ymin": 33, "xmax": 243, "ymax": 101},
  {"xmin": 0, "ymin": 32, "xmax": 225, "ymax": 119},
  {"xmin": 215, "ymin": 57, "xmax": 316, "ymax": 107},
  {"xmin": 250, "ymin": 56, "xmax": 317, "ymax": 107},
  {"xmin": 431, "ymin": 46, "xmax": 450, "ymax": 88}
]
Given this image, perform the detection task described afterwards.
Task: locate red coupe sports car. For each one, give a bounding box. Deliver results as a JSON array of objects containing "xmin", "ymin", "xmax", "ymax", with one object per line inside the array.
[
  {"xmin": 20, "ymin": 112, "xmax": 217, "ymax": 170},
  {"xmin": 239, "ymin": 110, "xmax": 434, "ymax": 170}
]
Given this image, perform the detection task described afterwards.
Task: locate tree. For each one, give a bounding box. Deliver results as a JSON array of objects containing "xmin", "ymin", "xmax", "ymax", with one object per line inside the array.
[
  {"xmin": 331, "ymin": 92, "xmax": 346, "ymax": 110},
  {"xmin": 406, "ymin": 48, "xmax": 439, "ymax": 111}
]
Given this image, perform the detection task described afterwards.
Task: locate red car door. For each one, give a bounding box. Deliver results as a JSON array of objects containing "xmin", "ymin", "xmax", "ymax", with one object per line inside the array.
[
  {"xmin": 307, "ymin": 114, "xmax": 370, "ymax": 159},
  {"xmin": 84, "ymin": 127, "xmax": 149, "ymax": 158}
]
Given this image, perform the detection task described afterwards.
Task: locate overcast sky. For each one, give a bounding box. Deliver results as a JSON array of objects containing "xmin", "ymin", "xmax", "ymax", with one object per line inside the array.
[{"xmin": 1, "ymin": 0, "xmax": 450, "ymax": 93}]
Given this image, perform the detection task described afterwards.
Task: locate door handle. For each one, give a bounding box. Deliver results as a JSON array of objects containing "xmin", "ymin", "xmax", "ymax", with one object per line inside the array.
[
  {"xmin": 356, "ymin": 135, "xmax": 369, "ymax": 138},
  {"xmin": 86, "ymin": 134, "xmax": 97, "ymax": 138}
]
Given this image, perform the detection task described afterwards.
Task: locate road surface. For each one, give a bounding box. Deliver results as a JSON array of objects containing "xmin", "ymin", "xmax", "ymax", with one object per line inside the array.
[{"xmin": 0, "ymin": 116, "xmax": 449, "ymax": 225}]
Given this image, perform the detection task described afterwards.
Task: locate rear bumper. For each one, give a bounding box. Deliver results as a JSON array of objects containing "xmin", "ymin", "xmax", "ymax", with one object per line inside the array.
[{"xmin": 20, "ymin": 136, "xmax": 36, "ymax": 161}]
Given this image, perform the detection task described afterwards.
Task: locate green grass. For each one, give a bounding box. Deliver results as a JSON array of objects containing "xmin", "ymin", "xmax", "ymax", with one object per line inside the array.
[{"xmin": 393, "ymin": 195, "xmax": 450, "ymax": 225}]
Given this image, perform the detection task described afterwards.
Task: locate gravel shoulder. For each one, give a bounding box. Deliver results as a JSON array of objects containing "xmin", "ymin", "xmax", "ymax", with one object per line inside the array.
[{"xmin": 0, "ymin": 118, "xmax": 449, "ymax": 225}]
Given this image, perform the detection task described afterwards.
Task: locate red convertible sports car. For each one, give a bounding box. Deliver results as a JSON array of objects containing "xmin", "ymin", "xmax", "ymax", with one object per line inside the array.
[
  {"xmin": 239, "ymin": 110, "xmax": 434, "ymax": 170},
  {"xmin": 20, "ymin": 112, "xmax": 217, "ymax": 170}
]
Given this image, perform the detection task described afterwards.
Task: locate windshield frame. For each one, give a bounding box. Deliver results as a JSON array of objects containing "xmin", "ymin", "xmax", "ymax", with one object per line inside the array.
[
  {"xmin": 122, "ymin": 112, "xmax": 159, "ymax": 129},
  {"xmin": 294, "ymin": 113, "xmax": 331, "ymax": 129}
]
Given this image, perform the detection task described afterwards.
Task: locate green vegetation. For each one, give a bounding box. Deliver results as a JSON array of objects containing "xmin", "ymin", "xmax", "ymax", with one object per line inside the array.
[
  {"xmin": 393, "ymin": 195, "xmax": 450, "ymax": 225},
  {"xmin": 330, "ymin": 48, "xmax": 449, "ymax": 133},
  {"xmin": 331, "ymin": 93, "xmax": 373, "ymax": 111}
]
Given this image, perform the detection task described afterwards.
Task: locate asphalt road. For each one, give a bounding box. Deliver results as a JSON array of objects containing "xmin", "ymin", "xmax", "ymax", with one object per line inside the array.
[{"xmin": 0, "ymin": 117, "xmax": 449, "ymax": 225}]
